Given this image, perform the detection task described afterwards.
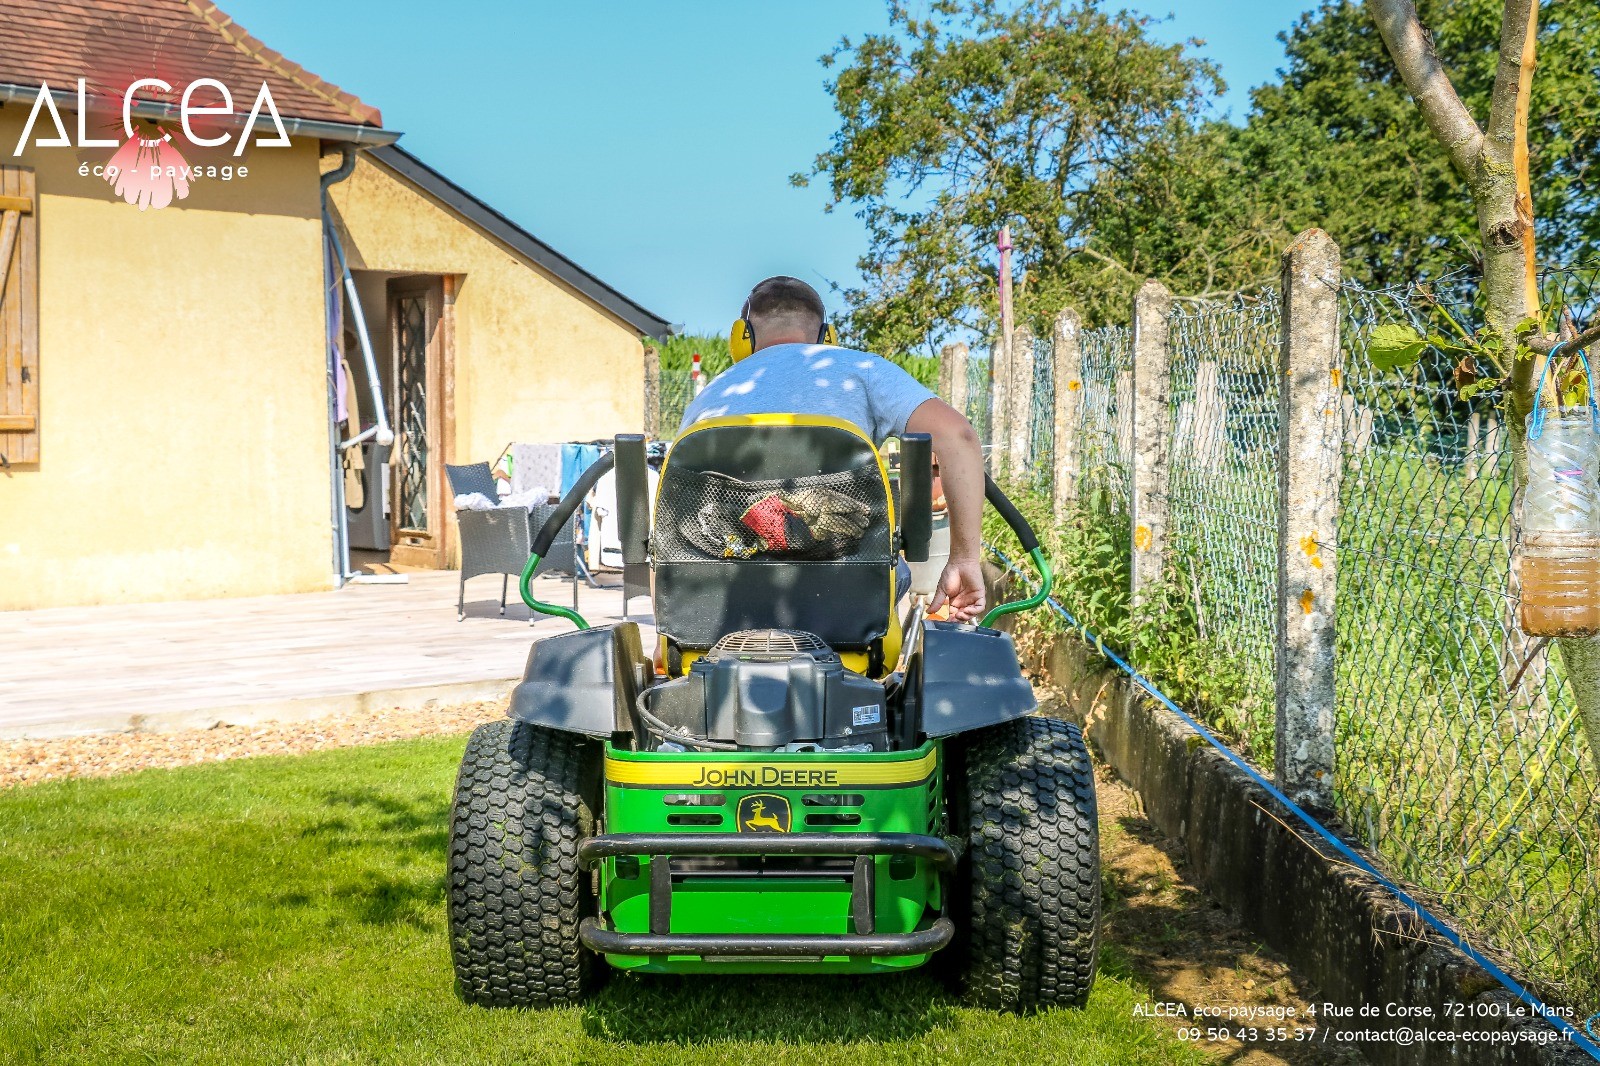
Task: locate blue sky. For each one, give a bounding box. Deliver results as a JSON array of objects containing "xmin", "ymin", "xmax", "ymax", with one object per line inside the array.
[{"xmin": 221, "ymin": 1, "xmax": 1302, "ymax": 335}]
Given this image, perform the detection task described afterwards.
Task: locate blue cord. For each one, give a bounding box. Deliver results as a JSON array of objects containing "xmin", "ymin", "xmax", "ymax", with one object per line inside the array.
[
  {"xmin": 1529, "ymin": 340, "xmax": 1600, "ymax": 440},
  {"xmin": 986, "ymin": 542, "xmax": 1600, "ymax": 1061}
]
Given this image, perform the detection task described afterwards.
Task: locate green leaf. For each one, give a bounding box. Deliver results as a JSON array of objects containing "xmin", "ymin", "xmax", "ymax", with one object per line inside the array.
[
  {"xmin": 1368, "ymin": 323, "xmax": 1426, "ymax": 371},
  {"xmin": 1459, "ymin": 378, "xmax": 1499, "ymax": 400}
]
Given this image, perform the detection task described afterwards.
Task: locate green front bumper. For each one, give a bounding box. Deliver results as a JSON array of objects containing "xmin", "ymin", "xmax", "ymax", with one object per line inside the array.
[{"xmin": 591, "ymin": 741, "xmax": 948, "ymax": 974}]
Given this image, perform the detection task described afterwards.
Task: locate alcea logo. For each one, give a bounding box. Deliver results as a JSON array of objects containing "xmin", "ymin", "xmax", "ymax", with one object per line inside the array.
[{"xmin": 11, "ymin": 78, "xmax": 292, "ymax": 211}]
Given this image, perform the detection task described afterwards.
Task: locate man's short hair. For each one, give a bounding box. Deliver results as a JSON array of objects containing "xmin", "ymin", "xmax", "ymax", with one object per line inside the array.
[{"xmin": 746, "ymin": 276, "xmax": 826, "ymax": 332}]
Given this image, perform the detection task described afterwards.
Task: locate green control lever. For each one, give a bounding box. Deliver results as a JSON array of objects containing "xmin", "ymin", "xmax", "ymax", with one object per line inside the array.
[
  {"xmin": 979, "ymin": 473, "xmax": 1054, "ymax": 629},
  {"xmin": 519, "ymin": 451, "xmax": 616, "ymax": 629}
]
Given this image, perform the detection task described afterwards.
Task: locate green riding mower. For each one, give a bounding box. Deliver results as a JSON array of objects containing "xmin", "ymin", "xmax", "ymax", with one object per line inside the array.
[{"xmin": 447, "ymin": 415, "xmax": 1100, "ymax": 1012}]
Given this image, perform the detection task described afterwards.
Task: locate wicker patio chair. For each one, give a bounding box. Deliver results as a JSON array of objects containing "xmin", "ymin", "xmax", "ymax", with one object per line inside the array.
[{"xmin": 447, "ymin": 462, "xmax": 579, "ymax": 622}]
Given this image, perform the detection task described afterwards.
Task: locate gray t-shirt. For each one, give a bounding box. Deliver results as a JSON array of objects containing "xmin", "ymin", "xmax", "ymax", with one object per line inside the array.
[{"xmin": 678, "ymin": 343, "xmax": 937, "ymax": 444}]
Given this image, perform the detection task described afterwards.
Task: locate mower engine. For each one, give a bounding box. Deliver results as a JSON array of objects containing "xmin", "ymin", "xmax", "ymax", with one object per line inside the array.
[{"xmin": 645, "ymin": 629, "xmax": 889, "ymax": 751}]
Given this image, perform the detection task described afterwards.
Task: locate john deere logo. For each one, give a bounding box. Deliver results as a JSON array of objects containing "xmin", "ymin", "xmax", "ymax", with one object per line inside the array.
[{"xmin": 737, "ymin": 794, "xmax": 791, "ymax": 833}]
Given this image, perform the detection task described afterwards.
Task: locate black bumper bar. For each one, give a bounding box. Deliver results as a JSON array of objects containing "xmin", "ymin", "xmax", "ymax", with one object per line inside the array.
[
  {"xmin": 579, "ymin": 916, "xmax": 955, "ymax": 958},
  {"xmin": 579, "ymin": 832, "xmax": 957, "ymax": 956},
  {"xmin": 577, "ymin": 832, "xmax": 957, "ymax": 870}
]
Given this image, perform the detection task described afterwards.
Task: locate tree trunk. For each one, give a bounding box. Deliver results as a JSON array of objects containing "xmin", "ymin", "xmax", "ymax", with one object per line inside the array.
[
  {"xmin": 1470, "ymin": 67, "xmax": 1600, "ymax": 765},
  {"xmin": 1368, "ymin": 0, "xmax": 1600, "ymax": 772}
]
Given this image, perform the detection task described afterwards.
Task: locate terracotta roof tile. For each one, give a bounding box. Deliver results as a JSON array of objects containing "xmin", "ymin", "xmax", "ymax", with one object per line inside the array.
[{"xmin": 0, "ymin": 0, "xmax": 382, "ymax": 128}]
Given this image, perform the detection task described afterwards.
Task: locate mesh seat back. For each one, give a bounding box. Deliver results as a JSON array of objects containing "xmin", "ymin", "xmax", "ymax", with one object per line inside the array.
[{"xmin": 653, "ymin": 419, "xmax": 894, "ymax": 650}]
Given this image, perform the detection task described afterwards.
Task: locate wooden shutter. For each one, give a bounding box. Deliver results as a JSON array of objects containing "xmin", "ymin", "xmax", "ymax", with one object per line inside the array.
[{"xmin": 0, "ymin": 166, "xmax": 37, "ymax": 466}]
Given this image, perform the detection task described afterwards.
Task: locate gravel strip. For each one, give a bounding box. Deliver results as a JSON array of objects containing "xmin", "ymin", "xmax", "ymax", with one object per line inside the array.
[{"xmin": 0, "ymin": 698, "xmax": 507, "ymax": 790}]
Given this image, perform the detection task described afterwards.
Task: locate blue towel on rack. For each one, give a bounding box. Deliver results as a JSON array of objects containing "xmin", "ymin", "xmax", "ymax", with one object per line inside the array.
[{"xmin": 560, "ymin": 444, "xmax": 603, "ymax": 545}]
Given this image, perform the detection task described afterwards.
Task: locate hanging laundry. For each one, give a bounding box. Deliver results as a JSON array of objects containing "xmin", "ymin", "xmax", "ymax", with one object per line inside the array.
[
  {"xmin": 561, "ymin": 443, "xmax": 603, "ymax": 563},
  {"xmin": 512, "ymin": 443, "xmax": 562, "ymax": 498},
  {"xmin": 343, "ymin": 440, "xmax": 366, "ymax": 510}
]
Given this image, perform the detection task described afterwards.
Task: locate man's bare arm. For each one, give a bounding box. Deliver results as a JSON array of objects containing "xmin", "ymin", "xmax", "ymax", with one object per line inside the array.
[{"xmin": 905, "ymin": 398, "xmax": 986, "ymax": 621}]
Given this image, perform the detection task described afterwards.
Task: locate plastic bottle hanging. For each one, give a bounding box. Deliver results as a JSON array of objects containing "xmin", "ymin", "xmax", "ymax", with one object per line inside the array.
[{"xmin": 1518, "ymin": 344, "xmax": 1600, "ymax": 637}]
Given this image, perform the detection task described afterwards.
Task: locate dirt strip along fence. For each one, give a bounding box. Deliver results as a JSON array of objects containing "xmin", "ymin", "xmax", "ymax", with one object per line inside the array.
[{"xmin": 947, "ymin": 229, "xmax": 1600, "ymax": 1043}]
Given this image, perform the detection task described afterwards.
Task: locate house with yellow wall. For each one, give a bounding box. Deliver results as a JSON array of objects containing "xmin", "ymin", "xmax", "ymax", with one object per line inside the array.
[{"xmin": 0, "ymin": 0, "xmax": 668, "ymax": 611}]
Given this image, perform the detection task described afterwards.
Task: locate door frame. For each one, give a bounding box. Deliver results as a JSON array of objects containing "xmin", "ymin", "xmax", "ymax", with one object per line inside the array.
[{"xmin": 386, "ymin": 275, "xmax": 457, "ymax": 569}]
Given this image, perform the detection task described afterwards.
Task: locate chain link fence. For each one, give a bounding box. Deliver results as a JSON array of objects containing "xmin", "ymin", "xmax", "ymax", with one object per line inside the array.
[
  {"xmin": 1337, "ymin": 279, "xmax": 1598, "ymax": 1010},
  {"xmin": 653, "ymin": 369, "xmax": 696, "ymax": 438},
  {"xmin": 1028, "ymin": 333, "xmax": 1056, "ymax": 495},
  {"xmin": 1164, "ymin": 295, "xmax": 1282, "ymax": 759},
  {"xmin": 1077, "ymin": 324, "xmax": 1133, "ymax": 508},
  {"xmin": 960, "ymin": 276, "xmax": 1600, "ymax": 1016},
  {"xmin": 963, "ymin": 351, "xmax": 993, "ymax": 445}
]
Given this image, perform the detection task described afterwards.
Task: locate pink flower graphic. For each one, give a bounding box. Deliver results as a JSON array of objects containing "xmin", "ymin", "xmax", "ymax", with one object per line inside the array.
[{"xmin": 106, "ymin": 133, "xmax": 190, "ymax": 211}]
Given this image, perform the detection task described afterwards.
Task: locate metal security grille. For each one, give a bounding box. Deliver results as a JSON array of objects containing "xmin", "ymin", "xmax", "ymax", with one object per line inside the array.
[{"xmin": 396, "ymin": 294, "xmax": 429, "ymax": 532}]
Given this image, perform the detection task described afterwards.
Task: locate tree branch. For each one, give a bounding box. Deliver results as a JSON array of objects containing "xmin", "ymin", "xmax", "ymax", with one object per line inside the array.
[
  {"xmin": 1486, "ymin": 0, "xmax": 1537, "ymax": 146},
  {"xmin": 1500, "ymin": 0, "xmax": 1540, "ymax": 317},
  {"xmin": 1531, "ymin": 321, "xmax": 1600, "ymax": 355},
  {"xmin": 1073, "ymin": 244, "xmax": 1138, "ymax": 278},
  {"xmin": 1364, "ymin": 0, "xmax": 1484, "ymax": 175}
]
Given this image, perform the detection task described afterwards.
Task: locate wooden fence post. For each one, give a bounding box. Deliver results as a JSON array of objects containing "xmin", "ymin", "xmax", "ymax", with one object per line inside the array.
[
  {"xmin": 1130, "ymin": 280, "xmax": 1173, "ymax": 610},
  {"xmin": 1008, "ymin": 325, "xmax": 1036, "ymax": 472},
  {"xmin": 1052, "ymin": 308, "xmax": 1083, "ymax": 515},
  {"xmin": 642, "ymin": 344, "xmax": 660, "ymax": 439},
  {"xmin": 1275, "ymin": 229, "xmax": 1343, "ymax": 812}
]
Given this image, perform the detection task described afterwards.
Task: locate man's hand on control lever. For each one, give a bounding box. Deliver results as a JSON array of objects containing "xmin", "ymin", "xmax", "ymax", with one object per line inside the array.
[{"xmin": 905, "ymin": 399, "xmax": 987, "ymax": 622}]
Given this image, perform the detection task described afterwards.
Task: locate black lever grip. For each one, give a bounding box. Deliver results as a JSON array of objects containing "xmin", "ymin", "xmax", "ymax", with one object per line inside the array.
[
  {"xmin": 613, "ymin": 434, "xmax": 649, "ymax": 566},
  {"xmin": 900, "ymin": 433, "xmax": 933, "ymax": 563},
  {"xmin": 984, "ymin": 474, "xmax": 1040, "ymax": 554}
]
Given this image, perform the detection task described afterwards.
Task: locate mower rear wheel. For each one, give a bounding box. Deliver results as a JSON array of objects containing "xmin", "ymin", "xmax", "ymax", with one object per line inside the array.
[
  {"xmin": 447, "ymin": 719, "xmax": 603, "ymax": 1008},
  {"xmin": 949, "ymin": 714, "xmax": 1100, "ymax": 1012}
]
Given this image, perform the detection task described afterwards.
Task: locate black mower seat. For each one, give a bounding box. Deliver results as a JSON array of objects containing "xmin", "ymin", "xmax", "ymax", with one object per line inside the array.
[{"xmin": 653, "ymin": 415, "xmax": 899, "ymax": 671}]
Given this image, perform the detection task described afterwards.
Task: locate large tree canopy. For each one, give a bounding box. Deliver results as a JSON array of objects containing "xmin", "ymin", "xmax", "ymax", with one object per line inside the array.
[
  {"xmin": 796, "ymin": 0, "xmax": 1225, "ymax": 348},
  {"xmin": 806, "ymin": 0, "xmax": 1600, "ymax": 350},
  {"xmin": 1226, "ymin": 0, "xmax": 1600, "ymax": 289}
]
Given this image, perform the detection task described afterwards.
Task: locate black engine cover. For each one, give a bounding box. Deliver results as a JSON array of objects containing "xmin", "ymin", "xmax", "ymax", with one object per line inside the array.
[{"xmin": 648, "ymin": 629, "xmax": 887, "ymax": 750}]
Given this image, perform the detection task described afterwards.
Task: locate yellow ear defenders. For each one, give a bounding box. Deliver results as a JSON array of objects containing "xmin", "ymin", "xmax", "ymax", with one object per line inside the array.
[{"xmin": 728, "ymin": 291, "xmax": 840, "ymax": 362}]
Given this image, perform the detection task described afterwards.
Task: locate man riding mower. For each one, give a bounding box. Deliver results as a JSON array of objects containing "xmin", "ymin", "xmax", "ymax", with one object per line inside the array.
[{"xmin": 445, "ymin": 419, "xmax": 1102, "ymax": 1012}]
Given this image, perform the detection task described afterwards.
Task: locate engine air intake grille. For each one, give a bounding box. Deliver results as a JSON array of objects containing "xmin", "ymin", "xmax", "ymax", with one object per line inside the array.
[{"xmin": 710, "ymin": 629, "xmax": 829, "ymax": 656}]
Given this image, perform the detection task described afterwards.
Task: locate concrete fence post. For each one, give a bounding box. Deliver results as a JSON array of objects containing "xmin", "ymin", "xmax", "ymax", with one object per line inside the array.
[
  {"xmin": 940, "ymin": 342, "xmax": 970, "ymax": 416},
  {"xmin": 1130, "ymin": 280, "xmax": 1173, "ymax": 610},
  {"xmin": 1275, "ymin": 228, "xmax": 1343, "ymax": 812},
  {"xmin": 988, "ymin": 334, "xmax": 1010, "ymax": 468},
  {"xmin": 1052, "ymin": 308, "xmax": 1083, "ymax": 515},
  {"xmin": 1008, "ymin": 325, "xmax": 1036, "ymax": 472},
  {"xmin": 643, "ymin": 344, "xmax": 661, "ymax": 439}
]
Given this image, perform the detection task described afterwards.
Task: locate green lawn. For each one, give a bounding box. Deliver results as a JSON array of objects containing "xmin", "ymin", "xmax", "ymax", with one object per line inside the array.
[{"xmin": 0, "ymin": 736, "xmax": 1206, "ymax": 1066}]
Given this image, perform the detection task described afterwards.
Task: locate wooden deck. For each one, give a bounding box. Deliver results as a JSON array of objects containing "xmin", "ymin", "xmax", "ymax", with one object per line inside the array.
[{"xmin": 0, "ymin": 572, "xmax": 652, "ymax": 739}]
